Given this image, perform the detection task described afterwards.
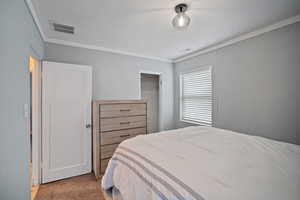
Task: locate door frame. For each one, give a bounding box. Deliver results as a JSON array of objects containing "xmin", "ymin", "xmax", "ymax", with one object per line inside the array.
[
  {"xmin": 29, "ymin": 56, "xmax": 42, "ymax": 186},
  {"xmin": 139, "ymin": 71, "xmax": 162, "ymax": 132}
]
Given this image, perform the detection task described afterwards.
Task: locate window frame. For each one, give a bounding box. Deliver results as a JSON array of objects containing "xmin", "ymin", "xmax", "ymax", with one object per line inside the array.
[{"xmin": 179, "ymin": 66, "xmax": 213, "ymax": 126}]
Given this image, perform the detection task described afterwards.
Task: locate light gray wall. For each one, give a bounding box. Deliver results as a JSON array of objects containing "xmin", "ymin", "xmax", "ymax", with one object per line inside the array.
[
  {"xmin": 0, "ymin": 1, "xmax": 44, "ymax": 200},
  {"xmin": 174, "ymin": 22, "xmax": 300, "ymax": 144},
  {"xmin": 44, "ymin": 43, "xmax": 174, "ymax": 130}
]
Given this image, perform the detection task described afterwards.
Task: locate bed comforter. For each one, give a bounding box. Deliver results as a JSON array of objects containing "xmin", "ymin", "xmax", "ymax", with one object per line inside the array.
[{"xmin": 102, "ymin": 126, "xmax": 300, "ymax": 200}]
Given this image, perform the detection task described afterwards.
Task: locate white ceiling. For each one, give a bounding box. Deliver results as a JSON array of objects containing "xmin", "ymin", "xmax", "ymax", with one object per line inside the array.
[{"xmin": 31, "ymin": 0, "xmax": 300, "ymax": 61}]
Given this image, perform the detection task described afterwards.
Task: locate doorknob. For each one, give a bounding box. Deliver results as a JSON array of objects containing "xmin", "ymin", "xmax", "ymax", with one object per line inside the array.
[{"xmin": 86, "ymin": 124, "xmax": 92, "ymax": 128}]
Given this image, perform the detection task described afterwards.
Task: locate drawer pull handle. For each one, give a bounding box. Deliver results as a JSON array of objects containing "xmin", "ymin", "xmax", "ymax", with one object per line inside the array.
[
  {"xmin": 120, "ymin": 134, "xmax": 130, "ymax": 138},
  {"xmin": 120, "ymin": 109, "xmax": 131, "ymax": 112},
  {"xmin": 120, "ymin": 122, "xmax": 130, "ymax": 125}
]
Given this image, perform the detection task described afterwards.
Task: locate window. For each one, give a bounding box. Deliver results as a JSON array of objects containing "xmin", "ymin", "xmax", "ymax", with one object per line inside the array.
[{"xmin": 180, "ymin": 67, "xmax": 212, "ymax": 126}]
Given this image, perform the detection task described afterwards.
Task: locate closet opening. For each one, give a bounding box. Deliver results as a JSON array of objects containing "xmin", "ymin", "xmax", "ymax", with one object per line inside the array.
[{"xmin": 140, "ymin": 72, "xmax": 161, "ymax": 133}]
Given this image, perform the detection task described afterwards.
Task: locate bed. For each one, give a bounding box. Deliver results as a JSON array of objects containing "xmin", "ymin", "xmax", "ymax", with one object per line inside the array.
[{"xmin": 102, "ymin": 126, "xmax": 300, "ymax": 200}]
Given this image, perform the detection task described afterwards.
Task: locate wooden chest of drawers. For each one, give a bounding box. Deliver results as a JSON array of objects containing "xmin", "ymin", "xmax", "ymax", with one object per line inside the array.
[{"xmin": 92, "ymin": 100, "xmax": 147, "ymax": 179}]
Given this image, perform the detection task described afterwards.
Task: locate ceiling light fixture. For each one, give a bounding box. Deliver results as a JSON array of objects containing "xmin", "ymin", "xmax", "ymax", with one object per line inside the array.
[{"xmin": 172, "ymin": 3, "xmax": 190, "ymax": 29}]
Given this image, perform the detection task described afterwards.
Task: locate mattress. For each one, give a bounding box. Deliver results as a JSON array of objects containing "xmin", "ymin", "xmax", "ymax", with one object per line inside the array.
[{"xmin": 102, "ymin": 126, "xmax": 300, "ymax": 200}]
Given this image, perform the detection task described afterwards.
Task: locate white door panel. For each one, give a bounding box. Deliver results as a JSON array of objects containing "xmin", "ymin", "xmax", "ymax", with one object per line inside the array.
[{"xmin": 42, "ymin": 62, "xmax": 92, "ymax": 183}]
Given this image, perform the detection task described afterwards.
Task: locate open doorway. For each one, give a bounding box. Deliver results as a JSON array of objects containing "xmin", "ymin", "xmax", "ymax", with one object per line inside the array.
[
  {"xmin": 28, "ymin": 56, "xmax": 42, "ymax": 200},
  {"xmin": 140, "ymin": 73, "xmax": 160, "ymax": 133}
]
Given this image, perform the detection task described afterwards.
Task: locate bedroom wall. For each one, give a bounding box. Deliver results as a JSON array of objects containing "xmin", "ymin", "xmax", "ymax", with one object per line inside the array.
[
  {"xmin": 174, "ymin": 22, "xmax": 300, "ymax": 144},
  {"xmin": 0, "ymin": 1, "xmax": 44, "ymax": 200},
  {"xmin": 44, "ymin": 43, "xmax": 174, "ymax": 130}
]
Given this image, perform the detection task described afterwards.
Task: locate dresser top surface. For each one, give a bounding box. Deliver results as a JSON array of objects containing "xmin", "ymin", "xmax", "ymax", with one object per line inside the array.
[{"xmin": 93, "ymin": 100, "xmax": 147, "ymax": 105}]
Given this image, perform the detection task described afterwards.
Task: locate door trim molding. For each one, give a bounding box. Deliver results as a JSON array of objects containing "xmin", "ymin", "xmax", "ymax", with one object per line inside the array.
[{"xmin": 29, "ymin": 56, "xmax": 42, "ymax": 186}]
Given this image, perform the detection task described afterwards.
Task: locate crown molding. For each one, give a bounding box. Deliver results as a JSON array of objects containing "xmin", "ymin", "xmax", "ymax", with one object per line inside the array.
[
  {"xmin": 45, "ymin": 38, "xmax": 173, "ymax": 63},
  {"xmin": 25, "ymin": 0, "xmax": 172, "ymax": 63},
  {"xmin": 25, "ymin": 0, "xmax": 46, "ymax": 40},
  {"xmin": 26, "ymin": 0, "xmax": 300, "ymax": 64},
  {"xmin": 174, "ymin": 14, "xmax": 300, "ymax": 63}
]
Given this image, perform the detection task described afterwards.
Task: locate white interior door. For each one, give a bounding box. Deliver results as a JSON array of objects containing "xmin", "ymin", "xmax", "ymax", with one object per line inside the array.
[
  {"xmin": 141, "ymin": 74, "xmax": 159, "ymax": 133},
  {"xmin": 42, "ymin": 61, "xmax": 92, "ymax": 183}
]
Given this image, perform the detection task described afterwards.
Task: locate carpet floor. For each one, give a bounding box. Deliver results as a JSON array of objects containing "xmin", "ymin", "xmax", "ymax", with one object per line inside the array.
[{"xmin": 35, "ymin": 173, "xmax": 105, "ymax": 200}]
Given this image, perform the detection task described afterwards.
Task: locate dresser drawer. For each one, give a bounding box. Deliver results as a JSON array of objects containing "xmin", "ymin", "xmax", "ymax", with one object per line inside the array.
[
  {"xmin": 100, "ymin": 115, "xmax": 146, "ymax": 132},
  {"xmin": 100, "ymin": 158, "xmax": 110, "ymax": 174},
  {"xmin": 101, "ymin": 127, "xmax": 146, "ymax": 145},
  {"xmin": 101, "ymin": 144, "xmax": 119, "ymax": 159},
  {"xmin": 100, "ymin": 104, "xmax": 146, "ymax": 118}
]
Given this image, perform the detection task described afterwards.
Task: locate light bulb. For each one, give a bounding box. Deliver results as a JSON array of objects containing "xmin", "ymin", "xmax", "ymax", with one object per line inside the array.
[{"xmin": 172, "ymin": 13, "xmax": 190, "ymax": 29}]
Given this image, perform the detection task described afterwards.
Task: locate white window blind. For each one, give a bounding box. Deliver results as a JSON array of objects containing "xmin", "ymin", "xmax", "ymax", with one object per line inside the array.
[{"xmin": 180, "ymin": 67, "xmax": 212, "ymax": 125}]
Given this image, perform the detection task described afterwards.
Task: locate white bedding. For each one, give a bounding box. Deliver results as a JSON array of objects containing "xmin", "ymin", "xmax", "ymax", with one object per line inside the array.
[{"xmin": 102, "ymin": 126, "xmax": 300, "ymax": 200}]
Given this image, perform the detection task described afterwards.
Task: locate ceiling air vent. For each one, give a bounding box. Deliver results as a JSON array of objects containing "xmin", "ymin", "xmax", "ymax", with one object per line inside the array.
[{"xmin": 53, "ymin": 23, "xmax": 75, "ymax": 34}]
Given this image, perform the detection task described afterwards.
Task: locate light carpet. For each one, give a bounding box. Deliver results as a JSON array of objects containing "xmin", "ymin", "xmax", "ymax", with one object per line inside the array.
[{"xmin": 35, "ymin": 173, "xmax": 105, "ymax": 200}]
